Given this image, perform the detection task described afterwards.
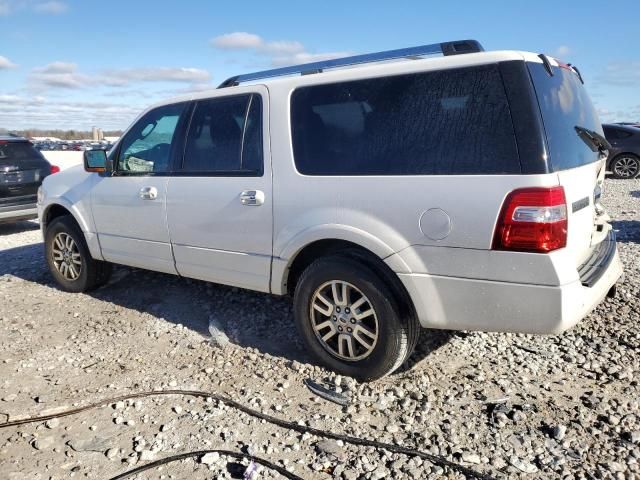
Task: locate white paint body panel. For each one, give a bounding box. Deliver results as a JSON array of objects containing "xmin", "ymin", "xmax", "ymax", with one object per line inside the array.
[
  {"xmin": 91, "ymin": 176, "xmax": 176, "ymax": 274},
  {"xmin": 38, "ymin": 165, "xmax": 103, "ymax": 259},
  {"xmin": 399, "ymin": 249, "xmax": 622, "ymax": 334}
]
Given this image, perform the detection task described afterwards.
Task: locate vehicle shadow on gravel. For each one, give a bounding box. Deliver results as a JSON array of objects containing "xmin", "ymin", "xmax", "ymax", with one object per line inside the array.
[
  {"xmin": 94, "ymin": 267, "xmax": 314, "ymax": 363},
  {"xmin": 397, "ymin": 329, "xmax": 456, "ymax": 374},
  {"xmin": 0, "ymin": 242, "xmax": 49, "ymax": 283},
  {"xmin": 0, "ymin": 242, "xmax": 312, "ymax": 362},
  {"xmin": 0, "ymin": 220, "xmax": 40, "ymax": 236},
  {"xmin": 0, "ymin": 242, "xmax": 453, "ymax": 376},
  {"xmin": 611, "ymin": 220, "xmax": 640, "ymax": 244}
]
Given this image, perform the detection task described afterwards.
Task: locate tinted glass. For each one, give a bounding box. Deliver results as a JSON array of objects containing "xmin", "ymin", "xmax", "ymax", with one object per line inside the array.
[
  {"xmin": 242, "ymin": 96, "xmax": 263, "ymax": 173},
  {"xmin": 291, "ymin": 64, "xmax": 519, "ymax": 175},
  {"xmin": 617, "ymin": 129, "xmax": 633, "ymax": 139},
  {"xmin": 528, "ymin": 62, "xmax": 602, "ymax": 171},
  {"xmin": 0, "ymin": 142, "xmax": 44, "ymax": 162},
  {"xmin": 603, "ymin": 127, "xmax": 616, "ymax": 140},
  {"xmin": 117, "ymin": 103, "xmax": 186, "ymax": 174},
  {"xmin": 183, "ymin": 94, "xmax": 263, "ymax": 174}
]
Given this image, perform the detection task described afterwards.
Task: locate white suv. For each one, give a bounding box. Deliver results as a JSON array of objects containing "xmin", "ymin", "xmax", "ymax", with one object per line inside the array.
[{"xmin": 38, "ymin": 40, "xmax": 623, "ymax": 380}]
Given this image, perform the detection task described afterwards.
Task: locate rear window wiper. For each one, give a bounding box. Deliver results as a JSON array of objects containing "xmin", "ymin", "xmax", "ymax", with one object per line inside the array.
[{"xmin": 575, "ymin": 126, "xmax": 612, "ymax": 155}]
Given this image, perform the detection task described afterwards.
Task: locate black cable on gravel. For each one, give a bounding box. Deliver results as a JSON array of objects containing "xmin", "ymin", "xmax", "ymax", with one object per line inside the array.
[
  {"xmin": 0, "ymin": 389, "xmax": 497, "ymax": 480},
  {"xmin": 109, "ymin": 449, "xmax": 303, "ymax": 480}
]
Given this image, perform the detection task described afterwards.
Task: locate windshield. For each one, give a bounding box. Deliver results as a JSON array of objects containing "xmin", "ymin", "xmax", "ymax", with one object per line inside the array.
[{"xmin": 528, "ymin": 62, "xmax": 602, "ymax": 171}]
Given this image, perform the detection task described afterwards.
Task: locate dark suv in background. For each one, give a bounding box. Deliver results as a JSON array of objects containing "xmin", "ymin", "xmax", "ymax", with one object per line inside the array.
[
  {"xmin": 0, "ymin": 136, "xmax": 57, "ymax": 224},
  {"xmin": 603, "ymin": 124, "xmax": 640, "ymax": 179}
]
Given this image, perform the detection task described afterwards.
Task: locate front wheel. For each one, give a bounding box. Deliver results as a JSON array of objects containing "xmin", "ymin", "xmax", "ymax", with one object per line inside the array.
[
  {"xmin": 610, "ymin": 154, "xmax": 640, "ymax": 179},
  {"xmin": 293, "ymin": 255, "xmax": 418, "ymax": 381},
  {"xmin": 45, "ymin": 215, "xmax": 112, "ymax": 292}
]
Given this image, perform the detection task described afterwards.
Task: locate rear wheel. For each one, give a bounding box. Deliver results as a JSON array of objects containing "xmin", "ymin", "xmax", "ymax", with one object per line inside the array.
[
  {"xmin": 610, "ymin": 154, "xmax": 640, "ymax": 179},
  {"xmin": 45, "ymin": 215, "xmax": 112, "ymax": 292},
  {"xmin": 293, "ymin": 255, "xmax": 419, "ymax": 381}
]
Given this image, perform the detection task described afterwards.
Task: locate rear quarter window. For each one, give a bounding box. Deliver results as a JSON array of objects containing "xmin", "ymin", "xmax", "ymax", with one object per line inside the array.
[
  {"xmin": 528, "ymin": 62, "xmax": 602, "ymax": 171},
  {"xmin": 290, "ymin": 64, "xmax": 520, "ymax": 176}
]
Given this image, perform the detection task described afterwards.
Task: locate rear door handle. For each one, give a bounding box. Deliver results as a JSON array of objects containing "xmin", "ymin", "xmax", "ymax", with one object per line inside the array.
[
  {"xmin": 240, "ymin": 190, "xmax": 264, "ymax": 206},
  {"xmin": 139, "ymin": 186, "xmax": 158, "ymax": 200}
]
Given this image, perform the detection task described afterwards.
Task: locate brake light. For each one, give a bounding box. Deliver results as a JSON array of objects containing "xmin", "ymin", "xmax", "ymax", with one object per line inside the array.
[
  {"xmin": 492, "ymin": 186, "xmax": 567, "ymax": 253},
  {"xmin": 50, "ymin": 165, "xmax": 60, "ymax": 174}
]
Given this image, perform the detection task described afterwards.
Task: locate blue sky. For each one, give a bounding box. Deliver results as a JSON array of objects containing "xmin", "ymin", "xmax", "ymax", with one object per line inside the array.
[{"xmin": 1, "ymin": 0, "xmax": 639, "ymax": 130}]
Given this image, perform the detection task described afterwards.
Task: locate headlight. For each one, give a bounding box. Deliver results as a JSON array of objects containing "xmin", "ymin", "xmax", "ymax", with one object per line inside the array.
[{"xmin": 37, "ymin": 186, "xmax": 44, "ymax": 204}]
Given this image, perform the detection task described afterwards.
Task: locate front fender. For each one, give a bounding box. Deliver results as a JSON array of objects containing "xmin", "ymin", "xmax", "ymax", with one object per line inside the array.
[{"xmin": 39, "ymin": 168, "xmax": 102, "ymax": 260}]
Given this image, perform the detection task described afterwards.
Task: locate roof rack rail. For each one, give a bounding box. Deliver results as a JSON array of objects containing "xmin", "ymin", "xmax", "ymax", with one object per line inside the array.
[{"xmin": 218, "ymin": 39, "xmax": 484, "ymax": 88}]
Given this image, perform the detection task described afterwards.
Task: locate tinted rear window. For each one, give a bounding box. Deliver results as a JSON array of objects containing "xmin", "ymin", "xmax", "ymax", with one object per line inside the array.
[
  {"xmin": 603, "ymin": 127, "xmax": 633, "ymax": 141},
  {"xmin": 183, "ymin": 94, "xmax": 263, "ymax": 175},
  {"xmin": 0, "ymin": 142, "xmax": 44, "ymax": 161},
  {"xmin": 291, "ymin": 64, "xmax": 520, "ymax": 175},
  {"xmin": 528, "ymin": 62, "xmax": 602, "ymax": 171}
]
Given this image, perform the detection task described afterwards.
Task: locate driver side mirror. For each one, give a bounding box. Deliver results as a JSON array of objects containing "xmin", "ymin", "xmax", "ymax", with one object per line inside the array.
[{"xmin": 84, "ymin": 149, "xmax": 109, "ymax": 173}]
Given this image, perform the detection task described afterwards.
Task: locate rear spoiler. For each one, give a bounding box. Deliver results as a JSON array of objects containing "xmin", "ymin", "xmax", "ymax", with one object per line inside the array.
[{"xmin": 538, "ymin": 54, "xmax": 584, "ymax": 84}]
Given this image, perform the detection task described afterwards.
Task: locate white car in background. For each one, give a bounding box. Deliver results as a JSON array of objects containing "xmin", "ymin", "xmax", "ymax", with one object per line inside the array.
[{"xmin": 38, "ymin": 39, "xmax": 623, "ymax": 380}]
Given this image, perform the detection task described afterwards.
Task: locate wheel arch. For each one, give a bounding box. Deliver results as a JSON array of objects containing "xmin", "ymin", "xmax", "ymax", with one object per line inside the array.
[
  {"xmin": 41, "ymin": 201, "xmax": 86, "ymax": 231},
  {"xmin": 41, "ymin": 201, "xmax": 103, "ymax": 260},
  {"xmin": 277, "ymin": 237, "xmax": 417, "ymax": 323}
]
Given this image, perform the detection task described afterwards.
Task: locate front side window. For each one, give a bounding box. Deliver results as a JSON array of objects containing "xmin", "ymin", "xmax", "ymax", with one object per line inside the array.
[
  {"xmin": 117, "ymin": 102, "xmax": 187, "ymax": 174},
  {"xmin": 182, "ymin": 94, "xmax": 263, "ymax": 175},
  {"xmin": 290, "ymin": 64, "xmax": 519, "ymax": 176}
]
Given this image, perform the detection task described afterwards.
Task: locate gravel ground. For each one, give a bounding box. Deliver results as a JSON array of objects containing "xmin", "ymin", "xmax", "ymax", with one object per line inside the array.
[{"xmin": 0, "ymin": 178, "xmax": 638, "ymax": 480}]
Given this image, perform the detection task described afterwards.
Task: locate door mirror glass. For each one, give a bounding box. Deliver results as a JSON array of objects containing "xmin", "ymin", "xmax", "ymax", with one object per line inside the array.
[{"xmin": 84, "ymin": 149, "xmax": 108, "ymax": 172}]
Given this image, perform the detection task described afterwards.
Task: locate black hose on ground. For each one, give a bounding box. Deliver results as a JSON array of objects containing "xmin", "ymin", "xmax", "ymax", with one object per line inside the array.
[
  {"xmin": 0, "ymin": 389, "xmax": 497, "ymax": 480},
  {"xmin": 109, "ymin": 449, "xmax": 303, "ymax": 480}
]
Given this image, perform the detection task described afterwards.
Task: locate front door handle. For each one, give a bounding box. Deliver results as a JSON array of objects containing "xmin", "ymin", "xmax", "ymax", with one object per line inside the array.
[
  {"xmin": 139, "ymin": 186, "xmax": 158, "ymax": 200},
  {"xmin": 240, "ymin": 190, "xmax": 264, "ymax": 206}
]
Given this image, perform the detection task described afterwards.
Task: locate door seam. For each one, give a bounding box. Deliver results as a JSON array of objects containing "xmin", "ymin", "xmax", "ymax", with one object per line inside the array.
[{"xmin": 163, "ymin": 178, "xmax": 179, "ymax": 275}]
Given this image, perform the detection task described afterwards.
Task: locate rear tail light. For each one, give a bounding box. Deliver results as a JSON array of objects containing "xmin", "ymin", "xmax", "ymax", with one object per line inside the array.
[
  {"xmin": 50, "ymin": 165, "xmax": 60, "ymax": 174},
  {"xmin": 492, "ymin": 186, "xmax": 567, "ymax": 253}
]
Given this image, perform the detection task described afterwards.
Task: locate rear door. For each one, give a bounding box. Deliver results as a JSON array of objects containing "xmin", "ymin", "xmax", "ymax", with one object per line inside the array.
[
  {"xmin": 166, "ymin": 88, "xmax": 272, "ymax": 292},
  {"xmin": 0, "ymin": 140, "xmax": 50, "ymax": 209},
  {"xmin": 528, "ymin": 60, "xmax": 608, "ymax": 266}
]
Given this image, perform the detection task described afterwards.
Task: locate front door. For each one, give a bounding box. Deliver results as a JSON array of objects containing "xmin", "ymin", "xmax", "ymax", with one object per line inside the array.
[
  {"xmin": 92, "ymin": 102, "xmax": 188, "ymax": 274},
  {"xmin": 166, "ymin": 88, "xmax": 273, "ymax": 292}
]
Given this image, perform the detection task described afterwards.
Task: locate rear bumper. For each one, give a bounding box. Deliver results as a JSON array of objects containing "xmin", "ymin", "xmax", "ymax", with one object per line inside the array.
[
  {"xmin": 398, "ymin": 243, "xmax": 623, "ymax": 334},
  {"xmin": 0, "ymin": 203, "xmax": 38, "ymax": 223}
]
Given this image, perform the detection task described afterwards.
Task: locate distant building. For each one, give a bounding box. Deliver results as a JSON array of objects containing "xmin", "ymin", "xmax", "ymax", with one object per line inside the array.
[{"xmin": 92, "ymin": 126, "xmax": 99, "ymax": 141}]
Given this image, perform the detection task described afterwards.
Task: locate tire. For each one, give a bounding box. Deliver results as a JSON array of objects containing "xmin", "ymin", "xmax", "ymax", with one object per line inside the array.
[
  {"xmin": 45, "ymin": 215, "xmax": 112, "ymax": 292},
  {"xmin": 610, "ymin": 154, "xmax": 640, "ymax": 179},
  {"xmin": 293, "ymin": 255, "xmax": 419, "ymax": 381}
]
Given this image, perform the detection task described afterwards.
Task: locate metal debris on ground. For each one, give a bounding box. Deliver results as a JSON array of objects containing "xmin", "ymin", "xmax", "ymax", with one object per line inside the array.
[
  {"xmin": 208, "ymin": 315, "xmax": 230, "ymax": 348},
  {"xmin": 304, "ymin": 378, "xmax": 350, "ymax": 406},
  {"xmin": 243, "ymin": 461, "xmax": 259, "ymax": 479}
]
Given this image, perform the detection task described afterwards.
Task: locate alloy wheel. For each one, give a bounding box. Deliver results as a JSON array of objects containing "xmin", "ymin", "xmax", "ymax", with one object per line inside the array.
[
  {"xmin": 51, "ymin": 232, "xmax": 82, "ymax": 281},
  {"xmin": 310, "ymin": 280, "xmax": 379, "ymax": 361},
  {"xmin": 613, "ymin": 156, "xmax": 639, "ymax": 178}
]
